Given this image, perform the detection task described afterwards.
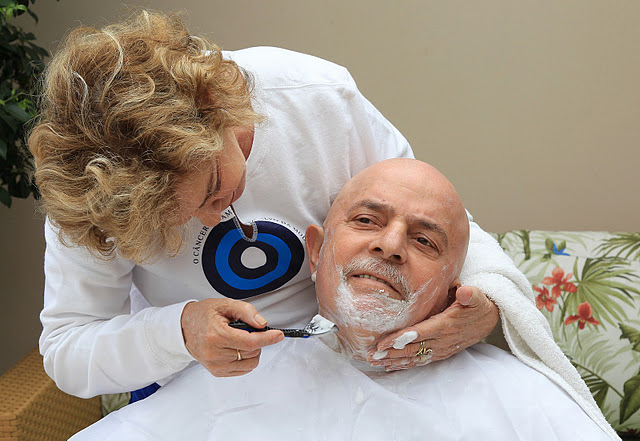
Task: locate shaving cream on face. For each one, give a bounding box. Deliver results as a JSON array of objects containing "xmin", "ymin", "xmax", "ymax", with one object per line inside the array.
[
  {"xmin": 328, "ymin": 258, "xmax": 439, "ymax": 360},
  {"xmin": 335, "ymin": 277, "xmax": 414, "ymax": 334},
  {"xmin": 334, "ymin": 259, "xmax": 438, "ymax": 333},
  {"xmin": 316, "ymin": 227, "xmax": 445, "ymax": 361}
]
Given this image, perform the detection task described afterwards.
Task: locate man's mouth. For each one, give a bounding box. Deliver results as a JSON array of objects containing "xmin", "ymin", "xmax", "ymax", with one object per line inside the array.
[{"xmin": 349, "ymin": 273, "xmax": 404, "ymax": 300}]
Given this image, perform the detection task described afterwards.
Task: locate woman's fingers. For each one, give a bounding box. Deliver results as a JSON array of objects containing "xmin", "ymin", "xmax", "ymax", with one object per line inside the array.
[
  {"xmin": 180, "ymin": 298, "xmax": 284, "ymax": 377},
  {"xmin": 216, "ymin": 298, "xmax": 269, "ymax": 329},
  {"xmin": 370, "ymin": 286, "xmax": 499, "ymax": 371},
  {"xmin": 235, "ymin": 348, "xmax": 262, "ymax": 360},
  {"xmin": 205, "ymin": 348, "xmax": 263, "ymax": 377}
]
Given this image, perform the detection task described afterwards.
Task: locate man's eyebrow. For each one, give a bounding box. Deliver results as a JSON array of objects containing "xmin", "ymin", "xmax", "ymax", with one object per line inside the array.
[
  {"xmin": 353, "ymin": 199, "xmax": 390, "ymax": 213},
  {"xmin": 351, "ymin": 199, "xmax": 449, "ymax": 248},
  {"xmin": 412, "ymin": 217, "xmax": 449, "ymax": 249},
  {"xmin": 198, "ymin": 160, "xmax": 221, "ymax": 209}
]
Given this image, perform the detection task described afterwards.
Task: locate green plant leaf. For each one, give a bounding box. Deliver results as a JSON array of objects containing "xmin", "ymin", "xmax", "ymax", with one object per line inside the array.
[
  {"xmin": 26, "ymin": 6, "xmax": 37, "ymax": 22},
  {"xmin": 545, "ymin": 237, "xmax": 554, "ymax": 253},
  {"xmin": 569, "ymin": 257, "xmax": 640, "ymax": 327},
  {"xmin": 597, "ymin": 233, "xmax": 640, "ymax": 261},
  {"xmin": 14, "ymin": 174, "xmax": 30, "ymax": 197},
  {"xmin": 0, "ymin": 0, "xmax": 50, "ymax": 204},
  {"xmin": 516, "ymin": 230, "xmax": 531, "ymax": 260},
  {"xmin": 620, "ymin": 374, "xmax": 640, "ymax": 424},
  {"xmin": 5, "ymin": 102, "xmax": 31, "ymax": 122},
  {"xmin": 620, "ymin": 324, "xmax": 640, "ymax": 352},
  {"xmin": 564, "ymin": 331, "xmax": 623, "ymax": 400},
  {"xmin": 0, "ymin": 186, "xmax": 11, "ymax": 207},
  {"xmin": 582, "ymin": 371, "xmax": 610, "ymax": 409},
  {"xmin": 0, "ymin": 109, "xmax": 19, "ymax": 131}
]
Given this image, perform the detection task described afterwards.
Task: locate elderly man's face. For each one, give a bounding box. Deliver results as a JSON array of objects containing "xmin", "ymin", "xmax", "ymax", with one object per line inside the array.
[{"xmin": 305, "ymin": 159, "xmax": 469, "ymax": 360}]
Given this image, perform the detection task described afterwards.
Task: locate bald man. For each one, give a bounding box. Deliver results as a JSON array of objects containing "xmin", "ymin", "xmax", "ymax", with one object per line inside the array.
[
  {"xmin": 70, "ymin": 159, "xmax": 616, "ymax": 441},
  {"xmin": 306, "ymin": 158, "xmax": 470, "ymax": 364}
]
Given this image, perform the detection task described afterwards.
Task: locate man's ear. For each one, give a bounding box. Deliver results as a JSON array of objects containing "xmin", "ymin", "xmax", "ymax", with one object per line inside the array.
[
  {"xmin": 305, "ymin": 225, "xmax": 325, "ymax": 274},
  {"xmin": 446, "ymin": 278, "xmax": 462, "ymax": 307}
]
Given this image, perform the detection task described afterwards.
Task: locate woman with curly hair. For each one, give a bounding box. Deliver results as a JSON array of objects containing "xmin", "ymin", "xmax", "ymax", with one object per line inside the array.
[{"xmin": 29, "ymin": 10, "xmax": 509, "ymax": 399}]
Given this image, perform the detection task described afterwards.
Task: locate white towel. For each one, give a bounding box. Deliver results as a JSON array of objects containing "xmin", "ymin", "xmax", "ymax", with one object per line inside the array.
[{"xmin": 460, "ymin": 224, "xmax": 620, "ymax": 440}]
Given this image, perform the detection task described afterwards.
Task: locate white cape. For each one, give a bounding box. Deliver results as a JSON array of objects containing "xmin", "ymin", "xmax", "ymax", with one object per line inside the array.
[{"xmin": 71, "ymin": 340, "xmax": 611, "ymax": 441}]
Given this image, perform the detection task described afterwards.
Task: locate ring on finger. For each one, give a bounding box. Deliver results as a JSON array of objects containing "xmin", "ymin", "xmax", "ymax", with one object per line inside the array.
[
  {"xmin": 236, "ymin": 349, "xmax": 242, "ymax": 361},
  {"xmin": 415, "ymin": 341, "xmax": 433, "ymax": 357},
  {"xmin": 418, "ymin": 354, "xmax": 430, "ymax": 363}
]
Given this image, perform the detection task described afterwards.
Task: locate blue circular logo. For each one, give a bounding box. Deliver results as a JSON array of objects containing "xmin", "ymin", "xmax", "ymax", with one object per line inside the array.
[{"xmin": 201, "ymin": 219, "xmax": 304, "ymax": 299}]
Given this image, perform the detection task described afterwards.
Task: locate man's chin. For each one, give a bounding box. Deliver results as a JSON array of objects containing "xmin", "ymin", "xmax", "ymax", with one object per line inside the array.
[{"xmin": 333, "ymin": 326, "xmax": 379, "ymax": 361}]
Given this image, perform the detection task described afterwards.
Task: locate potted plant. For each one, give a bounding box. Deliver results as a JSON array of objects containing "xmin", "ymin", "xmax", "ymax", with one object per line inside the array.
[{"xmin": 0, "ymin": 0, "xmax": 50, "ymax": 207}]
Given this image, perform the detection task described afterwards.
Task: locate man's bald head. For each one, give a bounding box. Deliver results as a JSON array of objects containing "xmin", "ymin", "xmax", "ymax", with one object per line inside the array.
[{"xmin": 306, "ymin": 158, "xmax": 470, "ymax": 360}]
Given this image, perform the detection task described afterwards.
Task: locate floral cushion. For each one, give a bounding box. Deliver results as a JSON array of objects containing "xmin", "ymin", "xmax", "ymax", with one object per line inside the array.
[{"xmin": 494, "ymin": 230, "xmax": 640, "ymax": 438}]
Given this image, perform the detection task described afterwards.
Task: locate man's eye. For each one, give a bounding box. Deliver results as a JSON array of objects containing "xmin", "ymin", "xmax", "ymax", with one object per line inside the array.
[
  {"xmin": 416, "ymin": 237, "xmax": 432, "ymax": 247},
  {"xmin": 357, "ymin": 217, "xmax": 372, "ymax": 224}
]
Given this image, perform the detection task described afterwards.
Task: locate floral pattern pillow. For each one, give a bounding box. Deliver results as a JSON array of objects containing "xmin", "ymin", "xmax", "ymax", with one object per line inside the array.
[{"xmin": 494, "ymin": 230, "xmax": 640, "ymax": 437}]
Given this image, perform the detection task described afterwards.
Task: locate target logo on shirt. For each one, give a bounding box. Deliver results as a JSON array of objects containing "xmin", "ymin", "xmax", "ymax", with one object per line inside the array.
[{"xmin": 200, "ymin": 213, "xmax": 305, "ymax": 299}]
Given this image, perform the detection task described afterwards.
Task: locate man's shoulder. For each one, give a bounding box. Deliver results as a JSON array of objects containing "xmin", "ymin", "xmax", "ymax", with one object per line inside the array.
[{"xmin": 224, "ymin": 46, "xmax": 355, "ymax": 90}]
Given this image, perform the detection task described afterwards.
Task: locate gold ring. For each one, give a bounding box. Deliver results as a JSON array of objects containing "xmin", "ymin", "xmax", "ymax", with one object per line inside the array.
[
  {"xmin": 418, "ymin": 354, "xmax": 429, "ymax": 363},
  {"xmin": 236, "ymin": 349, "xmax": 242, "ymax": 361},
  {"xmin": 415, "ymin": 341, "xmax": 433, "ymax": 357}
]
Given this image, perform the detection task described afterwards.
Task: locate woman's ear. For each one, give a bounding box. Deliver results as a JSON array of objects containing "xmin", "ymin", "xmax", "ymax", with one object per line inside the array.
[
  {"xmin": 196, "ymin": 87, "xmax": 216, "ymax": 117},
  {"xmin": 305, "ymin": 225, "xmax": 325, "ymax": 275}
]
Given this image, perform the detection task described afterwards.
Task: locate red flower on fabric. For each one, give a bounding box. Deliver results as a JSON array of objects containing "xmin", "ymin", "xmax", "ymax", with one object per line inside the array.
[
  {"xmin": 564, "ymin": 302, "xmax": 600, "ymax": 330},
  {"xmin": 542, "ymin": 267, "xmax": 577, "ymax": 298},
  {"xmin": 534, "ymin": 286, "xmax": 556, "ymax": 311}
]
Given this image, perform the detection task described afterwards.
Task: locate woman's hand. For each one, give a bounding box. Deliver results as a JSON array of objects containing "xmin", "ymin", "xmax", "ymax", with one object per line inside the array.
[
  {"xmin": 181, "ymin": 299, "xmax": 284, "ymax": 377},
  {"xmin": 368, "ymin": 286, "xmax": 499, "ymax": 371}
]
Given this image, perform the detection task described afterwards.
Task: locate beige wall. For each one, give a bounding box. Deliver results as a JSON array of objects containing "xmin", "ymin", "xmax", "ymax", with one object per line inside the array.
[
  {"xmin": 2, "ymin": 0, "xmax": 639, "ymax": 373},
  {"xmin": 1, "ymin": 199, "xmax": 45, "ymax": 373}
]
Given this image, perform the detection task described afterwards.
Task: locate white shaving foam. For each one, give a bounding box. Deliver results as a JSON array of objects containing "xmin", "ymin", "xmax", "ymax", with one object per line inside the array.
[
  {"xmin": 329, "ymin": 259, "xmax": 436, "ymax": 360},
  {"xmin": 317, "ymin": 228, "xmax": 442, "ymax": 361},
  {"xmin": 372, "ymin": 350, "xmax": 388, "ymax": 360},
  {"xmin": 333, "ymin": 258, "xmax": 434, "ymax": 335},
  {"xmin": 392, "ymin": 331, "xmax": 418, "ymax": 349}
]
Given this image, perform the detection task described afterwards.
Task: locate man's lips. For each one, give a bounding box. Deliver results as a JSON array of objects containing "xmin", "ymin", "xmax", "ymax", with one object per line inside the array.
[{"xmin": 348, "ymin": 273, "xmax": 404, "ymax": 299}]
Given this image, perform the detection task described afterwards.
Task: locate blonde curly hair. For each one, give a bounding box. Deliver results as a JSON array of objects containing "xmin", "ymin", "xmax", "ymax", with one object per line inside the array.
[{"xmin": 29, "ymin": 10, "xmax": 261, "ymax": 264}]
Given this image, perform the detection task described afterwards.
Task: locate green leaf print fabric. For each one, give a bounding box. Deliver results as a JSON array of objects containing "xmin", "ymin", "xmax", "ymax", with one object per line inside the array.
[{"xmin": 494, "ymin": 230, "xmax": 640, "ymax": 437}]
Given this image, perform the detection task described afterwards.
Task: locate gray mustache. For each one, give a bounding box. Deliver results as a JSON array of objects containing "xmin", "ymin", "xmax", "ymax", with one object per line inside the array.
[{"xmin": 342, "ymin": 257, "xmax": 411, "ymax": 299}]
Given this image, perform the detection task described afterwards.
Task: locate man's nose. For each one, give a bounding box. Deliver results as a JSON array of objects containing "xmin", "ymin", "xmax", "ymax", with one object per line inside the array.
[{"xmin": 368, "ymin": 223, "xmax": 407, "ymax": 264}]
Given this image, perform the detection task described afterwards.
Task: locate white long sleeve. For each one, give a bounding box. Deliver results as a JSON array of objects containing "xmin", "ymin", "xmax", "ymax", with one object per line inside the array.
[{"xmin": 39, "ymin": 221, "xmax": 195, "ymax": 398}]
